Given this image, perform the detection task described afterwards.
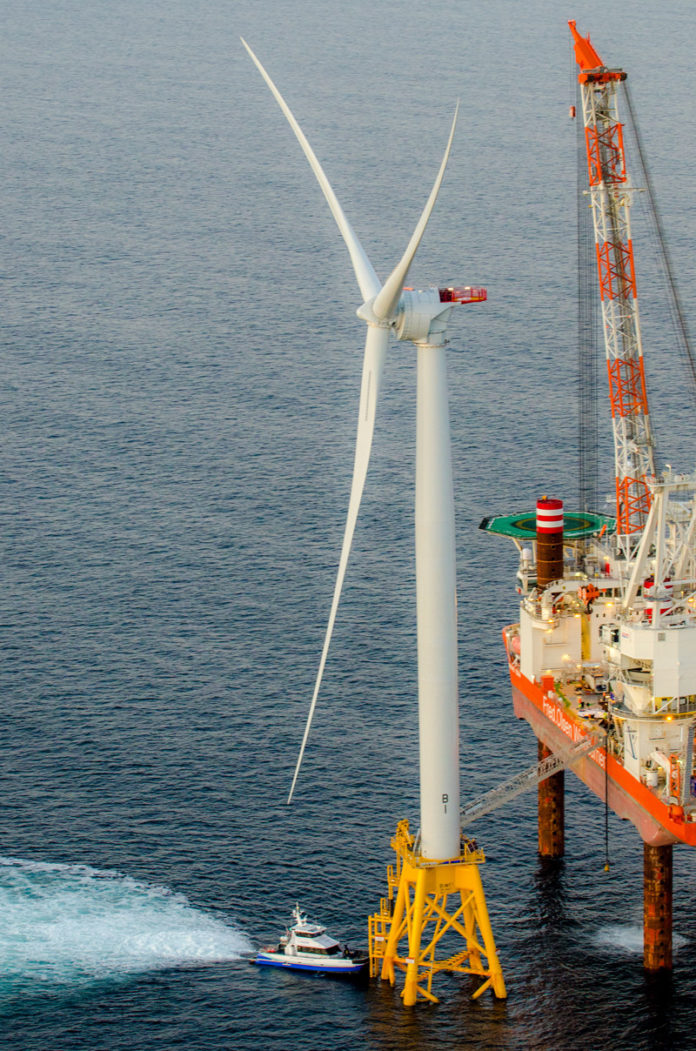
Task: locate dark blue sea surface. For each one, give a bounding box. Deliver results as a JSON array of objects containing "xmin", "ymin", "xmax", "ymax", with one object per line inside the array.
[{"xmin": 4, "ymin": 1, "xmax": 696, "ymax": 1047}]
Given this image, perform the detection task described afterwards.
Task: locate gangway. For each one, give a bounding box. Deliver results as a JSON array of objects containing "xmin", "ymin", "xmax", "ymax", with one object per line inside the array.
[{"xmin": 460, "ymin": 734, "xmax": 601, "ymax": 826}]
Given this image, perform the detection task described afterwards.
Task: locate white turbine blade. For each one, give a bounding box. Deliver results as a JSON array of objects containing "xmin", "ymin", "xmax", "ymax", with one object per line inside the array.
[
  {"xmin": 241, "ymin": 38, "xmax": 381, "ymax": 304},
  {"xmin": 371, "ymin": 103, "xmax": 459, "ymax": 321},
  {"xmin": 287, "ymin": 324, "xmax": 389, "ymax": 803}
]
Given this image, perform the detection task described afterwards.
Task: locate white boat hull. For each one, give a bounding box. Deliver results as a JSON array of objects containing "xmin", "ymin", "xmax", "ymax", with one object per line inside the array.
[{"xmin": 253, "ymin": 949, "xmax": 367, "ymax": 975}]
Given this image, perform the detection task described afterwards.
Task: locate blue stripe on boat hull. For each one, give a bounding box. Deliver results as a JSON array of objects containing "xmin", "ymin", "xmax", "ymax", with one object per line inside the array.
[{"xmin": 253, "ymin": 955, "xmax": 366, "ymax": 974}]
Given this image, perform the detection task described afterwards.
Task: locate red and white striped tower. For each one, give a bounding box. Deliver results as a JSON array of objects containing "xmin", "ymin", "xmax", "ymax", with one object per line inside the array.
[
  {"xmin": 536, "ymin": 497, "xmax": 564, "ymax": 588},
  {"xmin": 570, "ymin": 21, "xmax": 656, "ymax": 557}
]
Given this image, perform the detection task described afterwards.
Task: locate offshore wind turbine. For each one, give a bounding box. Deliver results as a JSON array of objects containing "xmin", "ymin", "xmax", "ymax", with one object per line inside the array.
[{"xmin": 243, "ymin": 40, "xmax": 505, "ymax": 1005}]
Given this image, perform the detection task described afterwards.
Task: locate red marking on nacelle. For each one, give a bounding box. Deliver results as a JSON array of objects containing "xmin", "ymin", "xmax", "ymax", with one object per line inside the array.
[{"xmin": 438, "ymin": 286, "xmax": 487, "ymax": 304}]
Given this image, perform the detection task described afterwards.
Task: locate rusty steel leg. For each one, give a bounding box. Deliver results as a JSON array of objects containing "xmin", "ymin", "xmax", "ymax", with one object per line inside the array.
[
  {"xmin": 644, "ymin": 843, "xmax": 673, "ymax": 971},
  {"xmin": 538, "ymin": 739, "xmax": 564, "ymax": 858}
]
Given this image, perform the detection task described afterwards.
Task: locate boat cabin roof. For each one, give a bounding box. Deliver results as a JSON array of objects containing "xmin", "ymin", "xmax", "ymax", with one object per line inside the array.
[
  {"xmin": 292, "ymin": 920, "xmax": 324, "ymax": 937},
  {"xmin": 295, "ymin": 932, "xmax": 339, "ymax": 950}
]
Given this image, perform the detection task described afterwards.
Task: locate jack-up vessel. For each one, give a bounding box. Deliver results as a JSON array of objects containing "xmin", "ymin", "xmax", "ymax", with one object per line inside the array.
[{"xmin": 483, "ymin": 21, "xmax": 696, "ymax": 970}]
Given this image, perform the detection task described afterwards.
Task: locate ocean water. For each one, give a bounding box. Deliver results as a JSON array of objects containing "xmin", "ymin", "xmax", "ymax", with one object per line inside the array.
[{"xmin": 3, "ymin": 1, "xmax": 696, "ymax": 1047}]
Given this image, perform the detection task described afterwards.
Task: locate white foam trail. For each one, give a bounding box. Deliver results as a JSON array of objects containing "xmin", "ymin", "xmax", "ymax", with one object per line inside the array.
[
  {"xmin": 595, "ymin": 924, "xmax": 687, "ymax": 955},
  {"xmin": 0, "ymin": 856, "xmax": 252, "ymax": 987}
]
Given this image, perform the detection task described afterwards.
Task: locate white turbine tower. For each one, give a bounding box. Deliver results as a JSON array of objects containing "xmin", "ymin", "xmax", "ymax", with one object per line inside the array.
[{"xmin": 243, "ymin": 40, "xmax": 505, "ymax": 1005}]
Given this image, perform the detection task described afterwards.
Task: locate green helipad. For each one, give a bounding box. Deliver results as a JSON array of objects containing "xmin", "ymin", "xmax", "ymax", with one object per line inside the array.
[{"xmin": 479, "ymin": 510, "xmax": 615, "ymax": 540}]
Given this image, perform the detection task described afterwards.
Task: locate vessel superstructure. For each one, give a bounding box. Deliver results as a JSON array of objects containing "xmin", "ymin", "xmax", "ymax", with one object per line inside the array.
[{"xmin": 485, "ymin": 485, "xmax": 696, "ymax": 849}]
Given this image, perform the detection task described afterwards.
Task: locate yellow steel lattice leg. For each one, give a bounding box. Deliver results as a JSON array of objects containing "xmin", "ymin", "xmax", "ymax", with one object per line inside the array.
[
  {"xmin": 379, "ymin": 865, "xmax": 408, "ymax": 986},
  {"xmin": 403, "ymin": 867, "xmax": 428, "ymax": 1006},
  {"xmin": 369, "ymin": 820, "xmax": 506, "ymax": 1006}
]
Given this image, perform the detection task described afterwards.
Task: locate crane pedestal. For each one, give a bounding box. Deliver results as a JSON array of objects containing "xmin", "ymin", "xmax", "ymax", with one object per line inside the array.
[
  {"xmin": 644, "ymin": 843, "xmax": 672, "ymax": 970},
  {"xmin": 538, "ymin": 739, "xmax": 565, "ymax": 858},
  {"xmin": 368, "ymin": 820, "xmax": 506, "ymax": 1006}
]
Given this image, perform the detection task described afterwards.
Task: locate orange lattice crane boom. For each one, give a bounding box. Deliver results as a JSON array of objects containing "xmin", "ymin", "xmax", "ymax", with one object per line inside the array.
[{"xmin": 570, "ymin": 20, "xmax": 655, "ymax": 553}]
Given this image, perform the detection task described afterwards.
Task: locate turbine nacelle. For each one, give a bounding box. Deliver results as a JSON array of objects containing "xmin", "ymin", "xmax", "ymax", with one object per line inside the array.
[
  {"xmin": 358, "ymin": 285, "xmax": 487, "ymax": 346},
  {"xmin": 394, "ymin": 285, "xmax": 487, "ymax": 345},
  {"xmin": 393, "ymin": 288, "xmax": 453, "ymax": 345}
]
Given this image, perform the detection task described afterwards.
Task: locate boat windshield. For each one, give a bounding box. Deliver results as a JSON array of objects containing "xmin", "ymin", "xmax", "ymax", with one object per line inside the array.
[{"xmin": 297, "ymin": 944, "xmax": 340, "ymax": 956}]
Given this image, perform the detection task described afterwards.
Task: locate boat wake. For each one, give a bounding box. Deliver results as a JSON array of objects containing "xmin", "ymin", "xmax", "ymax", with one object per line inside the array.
[
  {"xmin": 0, "ymin": 856, "xmax": 252, "ymax": 993},
  {"xmin": 595, "ymin": 924, "xmax": 687, "ymax": 955}
]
